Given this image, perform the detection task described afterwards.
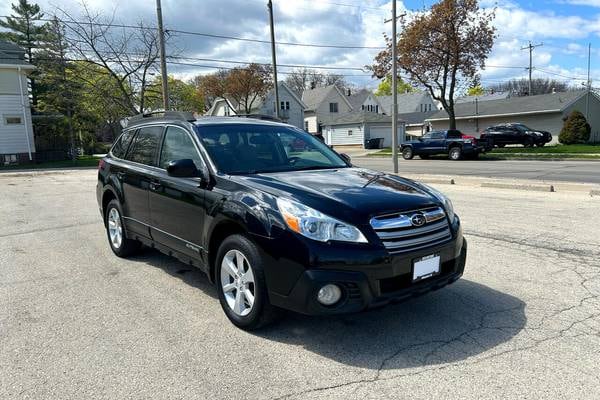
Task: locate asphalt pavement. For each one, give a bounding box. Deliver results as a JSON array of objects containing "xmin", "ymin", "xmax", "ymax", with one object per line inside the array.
[
  {"xmin": 1, "ymin": 170, "xmax": 600, "ymax": 399},
  {"xmin": 353, "ymin": 157, "xmax": 600, "ymax": 184}
]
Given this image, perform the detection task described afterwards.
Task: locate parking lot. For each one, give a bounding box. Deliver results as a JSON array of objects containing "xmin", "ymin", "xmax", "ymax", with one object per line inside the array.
[{"xmin": 2, "ymin": 169, "xmax": 600, "ymax": 399}]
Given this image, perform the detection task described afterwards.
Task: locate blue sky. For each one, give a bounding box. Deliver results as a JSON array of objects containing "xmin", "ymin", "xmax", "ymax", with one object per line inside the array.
[{"xmin": 1, "ymin": 0, "xmax": 599, "ymax": 92}]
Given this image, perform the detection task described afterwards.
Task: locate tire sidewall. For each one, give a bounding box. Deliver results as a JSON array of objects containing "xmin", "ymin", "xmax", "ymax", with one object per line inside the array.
[
  {"xmin": 402, "ymin": 147, "xmax": 413, "ymax": 160},
  {"xmin": 105, "ymin": 200, "xmax": 126, "ymax": 256},
  {"xmin": 449, "ymin": 147, "xmax": 462, "ymax": 160},
  {"xmin": 215, "ymin": 234, "xmax": 269, "ymax": 329}
]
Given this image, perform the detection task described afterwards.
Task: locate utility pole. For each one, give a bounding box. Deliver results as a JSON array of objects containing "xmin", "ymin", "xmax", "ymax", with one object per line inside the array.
[
  {"xmin": 384, "ymin": 1, "xmax": 406, "ymax": 173},
  {"xmin": 586, "ymin": 43, "xmax": 591, "ymax": 121},
  {"xmin": 521, "ymin": 41, "xmax": 543, "ymax": 96},
  {"xmin": 156, "ymin": 0, "xmax": 169, "ymax": 111},
  {"xmin": 268, "ymin": 0, "xmax": 280, "ymax": 119}
]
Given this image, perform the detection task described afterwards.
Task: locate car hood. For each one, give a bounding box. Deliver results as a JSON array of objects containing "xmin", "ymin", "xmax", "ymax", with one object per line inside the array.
[{"xmin": 233, "ymin": 167, "xmax": 441, "ymax": 223}]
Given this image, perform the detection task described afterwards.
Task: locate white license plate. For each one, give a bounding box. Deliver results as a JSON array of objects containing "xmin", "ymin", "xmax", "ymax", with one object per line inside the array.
[{"xmin": 412, "ymin": 254, "xmax": 441, "ymax": 282}]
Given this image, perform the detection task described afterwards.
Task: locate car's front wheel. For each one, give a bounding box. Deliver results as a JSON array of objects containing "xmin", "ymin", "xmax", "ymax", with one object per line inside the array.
[
  {"xmin": 402, "ymin": 147, "xmax": 414, "ymax": 160},
  {"xmin": 216, "ymin": 234, "xmax": 280, "ymax": 330},
  {"xmin": 105, "ymin": 199, "xmax": 140, "ymax": 257}
]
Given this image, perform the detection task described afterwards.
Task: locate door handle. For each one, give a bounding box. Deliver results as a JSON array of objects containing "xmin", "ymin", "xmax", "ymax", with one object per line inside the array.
[{"xmin": 149, "ymin": 180, "xmax": 162, "ymax": 191}]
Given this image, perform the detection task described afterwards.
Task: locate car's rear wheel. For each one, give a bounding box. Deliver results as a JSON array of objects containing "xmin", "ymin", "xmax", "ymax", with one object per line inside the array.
[
  {"xmin": 105, "ymin": 199, "xmax": 140, "ymax": 257},
  {"xmin": 536, "ymin": 142, "xmax": 545, "ymax": 147},
  {"xmin": 497, "ymin": 143, "xmax": 505, "ymax": 148},
  {"xmin": 402, "ymin": 147, "xmax": 414, "ymax": 160},
  {"xmin": 216, "ymin": 234, "xmax": 280, "ymax": 330},
  {"xmin": 449, "ymin": 146, "xmax": 462, "ymax": 160},
  {"xmin": 524, "ymin": 137, "xmax": 534, "ymax": 147},
  {"xmin": 419, "ymin": 154, "xmax": 429, "ymax": 160}
]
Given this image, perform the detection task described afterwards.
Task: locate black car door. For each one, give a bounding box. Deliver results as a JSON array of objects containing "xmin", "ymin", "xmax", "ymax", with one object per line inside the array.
[
  {"xmin": 149, "ymin": 125, "xmax": 208, "ymax": 264},
  {"xmin": 121, "ymin": 125, "xmax": 164, "ymax": 239}
]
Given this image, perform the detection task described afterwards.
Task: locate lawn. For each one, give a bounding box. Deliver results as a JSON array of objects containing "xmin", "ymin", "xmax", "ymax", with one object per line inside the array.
[{"xmin": 0, "ymin": 155, "xmax": 101, "ymax": 171}]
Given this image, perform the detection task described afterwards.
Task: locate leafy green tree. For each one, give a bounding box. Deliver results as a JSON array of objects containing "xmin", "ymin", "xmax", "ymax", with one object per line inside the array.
[
  {"xmin": 559, "ymin": 111, "xmax": 591, "ymax": 144},
  {"xmin": 145, "ymin": 76, "xmax": 204, "ymax": 112},
  {"xmin": 374, "ymin": 75, "xmax": 414, "ymax": 96},
  {"xmin": 467, "ymin": 85, "xmax": 485, "ymax": 96}
]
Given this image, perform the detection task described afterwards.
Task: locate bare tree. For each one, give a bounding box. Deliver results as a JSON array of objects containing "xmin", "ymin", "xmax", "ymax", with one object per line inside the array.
[
  {"xmin": 285, "ymin": 68, "xmax": 351, "ymax": 96},
  {"xmin": 57, "ymin": 2, "xmax": 161, "ymax": 115},
  {"xmin": 489, "ymin": 78, "xmax": 572, "ymax": 96}
]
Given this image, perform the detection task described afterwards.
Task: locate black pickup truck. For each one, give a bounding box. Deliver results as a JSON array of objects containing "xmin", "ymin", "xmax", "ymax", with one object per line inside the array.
[{"xmin": 401, "ymin": 130, "xmax": 491, "ymax": 161}]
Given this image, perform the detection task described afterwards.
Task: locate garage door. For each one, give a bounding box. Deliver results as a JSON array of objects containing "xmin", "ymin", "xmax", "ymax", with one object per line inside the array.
[{"xmin": 370, "ymin": 126, "xmax": 404, "ymax": 147}]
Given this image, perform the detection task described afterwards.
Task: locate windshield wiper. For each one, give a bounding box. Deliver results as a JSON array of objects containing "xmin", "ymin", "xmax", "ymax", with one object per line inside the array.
[{"xmin": 292, "ymin": 165, "xmax": 345, "ymax": 172}]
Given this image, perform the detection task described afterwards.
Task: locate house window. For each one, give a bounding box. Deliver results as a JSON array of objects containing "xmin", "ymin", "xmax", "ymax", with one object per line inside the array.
[
  {"xmin": 3, "ymin": 154, "xmax": 18, "ymax": 165},
  {"xmin": 361, "ymin": 105, "xmax": 364, "ymax": 110},
  {"xmin": 348, "ymin": 129, "xmax": 353, "ymax": 136},
  {"xmin": 304, "ymin": 120, "xmax": 309, "ymax": 131},
  {"xmin": 4, "ymin": 116, "xmax": 22, "ymax": 125},
  {"xmin": 280, "ymin": 101, "xmax": 290, "ymax": 110},
  {"xmin": 375, "ymin": 105, "xmax": 379, "ymax": 113},
  {"xmin": 329, "ymin": 102, "xmax": 338, "ymax": 113},
  {"xmin": 224, "ymin": 106, "xmax": 230, "ymax": 116}
]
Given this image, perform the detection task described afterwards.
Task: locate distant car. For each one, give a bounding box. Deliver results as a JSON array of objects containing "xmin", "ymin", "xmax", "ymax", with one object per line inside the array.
[
  {"xmin": 401, "ymin": 130, "xmax": 490, "ymax": 161},
  {"xmin": 480, "ymin": 123, "xmax": 552, "ymax": 148}
]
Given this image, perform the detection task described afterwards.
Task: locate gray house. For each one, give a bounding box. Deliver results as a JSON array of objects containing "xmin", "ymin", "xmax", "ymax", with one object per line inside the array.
[
  {"xmin": 426, "ymin": 90, "xmax": 600, "ymax": 143},
  {"xmin": 302, "ymin": 85, "xmax": 353, "ymax": 134},
  {"xmin": 205, "ymin": 82, "xmax": 306, "ymax": 129},
  {"xmin": 0, "ymin": 40, "xmax": 35, "ymax": 164},
  {"xmin": 322, "ymin": 111, "xmax": 405, "ymax": 148},
  {"xmin": 377, "ymin": 91, "xmax": 437, "ymax": 115}
]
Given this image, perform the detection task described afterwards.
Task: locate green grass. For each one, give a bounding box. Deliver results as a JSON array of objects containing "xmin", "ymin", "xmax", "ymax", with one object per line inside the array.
[{"xmin": 0, "ymin": 155, "xmax": 101, "ymax": 171}]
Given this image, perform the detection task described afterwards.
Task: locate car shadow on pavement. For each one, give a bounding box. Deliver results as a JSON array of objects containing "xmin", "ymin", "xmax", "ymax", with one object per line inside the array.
[
  {"xmin": 128, "ymin": 247, "xmax": 219, "ymax": 300},
  {"xmin": 256, "ymin": 279, "xmax": 526, "ymax": 370}
]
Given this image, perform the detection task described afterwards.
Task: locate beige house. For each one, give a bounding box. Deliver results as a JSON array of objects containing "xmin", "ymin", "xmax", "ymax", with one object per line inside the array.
[
  {"xmin": 302, "ymin": 85, "xmax": 353, "ymax": 134},
  {"xmin": 0, "ymin": 40, "xmax": 35, "ymax": 164},
  {"xmin": 426, "ymin": 91, "xmax": 600, "ymax": 143}
]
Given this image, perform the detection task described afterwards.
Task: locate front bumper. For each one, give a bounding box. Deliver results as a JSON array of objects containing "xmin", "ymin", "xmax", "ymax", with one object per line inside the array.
[{"xmin": 267, "ymin": 236, "xmax": 467, "ymax": 316}]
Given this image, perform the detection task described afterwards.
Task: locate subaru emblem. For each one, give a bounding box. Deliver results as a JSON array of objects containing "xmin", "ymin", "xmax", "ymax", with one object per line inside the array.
[{"xmin": 411, "ymin": 214, "xmax": 426, "ymax": 227}]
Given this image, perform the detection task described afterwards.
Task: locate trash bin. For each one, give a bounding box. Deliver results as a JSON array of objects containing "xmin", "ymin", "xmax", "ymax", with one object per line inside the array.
[{"xmin": 365, "ymin": 138, "xmax": 384, "ymax": 149}]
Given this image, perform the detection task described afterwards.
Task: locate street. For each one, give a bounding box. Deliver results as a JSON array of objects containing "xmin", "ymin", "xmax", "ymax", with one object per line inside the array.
[
  {"xmin": 2, "ymin": 170, "xmax": 600, "ymax": 399},
  {"xmin": 353, "ymin": 157, "xmax": 600, "ymax": 184}
]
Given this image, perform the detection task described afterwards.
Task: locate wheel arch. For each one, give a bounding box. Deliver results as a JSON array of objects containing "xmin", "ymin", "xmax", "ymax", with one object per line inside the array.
[{"xmin": 207, "ymin": 220, "xmax": 247, "ymax": 283}]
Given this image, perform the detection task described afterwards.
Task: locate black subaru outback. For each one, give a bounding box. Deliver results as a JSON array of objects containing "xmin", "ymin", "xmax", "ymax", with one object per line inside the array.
[{"xmin": 97, "ymin": 112, "xmax": 467, "ymax": 330}]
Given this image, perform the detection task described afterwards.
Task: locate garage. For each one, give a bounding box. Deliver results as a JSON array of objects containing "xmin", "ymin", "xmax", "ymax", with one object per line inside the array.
[{"xmin": 323, "ymin": 111, "xmax": 406, "ymax": 148}]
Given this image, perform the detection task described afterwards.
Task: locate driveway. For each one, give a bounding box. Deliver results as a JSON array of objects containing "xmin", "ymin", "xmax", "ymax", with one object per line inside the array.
[{"xmin": 1, "ymin": 170, "xmax": 599, "ymax": 399}]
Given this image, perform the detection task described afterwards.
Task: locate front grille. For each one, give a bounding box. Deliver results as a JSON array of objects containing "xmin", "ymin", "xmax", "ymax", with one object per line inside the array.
[
  {"xmin": 370, "ymin": 207, "xmax": 452, "ymax": 254},
  {"xmin": 340, "ymin": 282, "xmax": 361, "ymax": 300}
]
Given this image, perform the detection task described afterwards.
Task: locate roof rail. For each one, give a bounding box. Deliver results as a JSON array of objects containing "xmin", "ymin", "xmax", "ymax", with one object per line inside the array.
[
  {"xmin": 232, "ymin": 114, "xmax": 283, "ymax": 122},
  {"xmin": 120, "ymin": 111, "xmax": 196, "ymax": 128}
]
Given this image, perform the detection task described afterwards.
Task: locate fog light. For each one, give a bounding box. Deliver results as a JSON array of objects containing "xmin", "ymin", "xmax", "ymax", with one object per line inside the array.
[{"xmin": 317, "ymin": 284, "xmax": 342, "ymax": 306}]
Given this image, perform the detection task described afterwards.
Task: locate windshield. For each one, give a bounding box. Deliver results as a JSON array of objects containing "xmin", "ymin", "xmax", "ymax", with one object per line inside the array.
[{"xmin": 196, "ymin": 124, "xmax": 348, "ymax": 174}]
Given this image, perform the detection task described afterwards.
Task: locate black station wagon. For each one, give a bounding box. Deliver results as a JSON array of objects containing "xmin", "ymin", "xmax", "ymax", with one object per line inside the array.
[{"xmin": 97, "ymin": 112, "xmax": 467, "ymax": 330}]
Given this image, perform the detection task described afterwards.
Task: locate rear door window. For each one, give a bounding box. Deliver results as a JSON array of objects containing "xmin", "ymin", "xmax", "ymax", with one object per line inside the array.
[
  {"xmin": 125, "ymin": 126, "xmax": 163, "ymax": 166},
  {"xmin": 111, "ymin": 129, "xmax": 136, "ymax": 159}
]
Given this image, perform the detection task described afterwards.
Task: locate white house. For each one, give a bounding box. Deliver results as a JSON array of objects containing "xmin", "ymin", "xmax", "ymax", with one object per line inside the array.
[
  {"xmin": 302, "ymin": 85, "xmax": 353, "ymax": 134},
  {"xmin": 322, "ymin": 110, "xmax": 406, "ymax": 148},
  {"xmin": 0, "ymin": 40, "xmax": 35, "ymax": 165},
  {"xmin": 205, "ymin": 82, "xmax": 306, "ymax": 130}
]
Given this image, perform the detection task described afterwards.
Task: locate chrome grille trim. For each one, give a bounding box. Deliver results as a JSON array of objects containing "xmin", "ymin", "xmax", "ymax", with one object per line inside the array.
[{"xmin": 370, "ymin": 207, "xmax": 452, "ymax": 253}]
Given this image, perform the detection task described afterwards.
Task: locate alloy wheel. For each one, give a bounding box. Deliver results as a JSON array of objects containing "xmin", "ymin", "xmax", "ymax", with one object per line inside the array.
[
  {"xmin": 220, "ymin": 249, "xmax": 256, "ymax": 317},
  {"xmin": 107, "ymin": 208, "xmax": 123, "ymax": 249}
]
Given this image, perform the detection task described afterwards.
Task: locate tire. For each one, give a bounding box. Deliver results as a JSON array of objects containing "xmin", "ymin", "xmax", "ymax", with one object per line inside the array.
[
  {"xmin": 497, "ymin": 143, "xmax": 506, "ymax": 148},
  {"xmin": 448, "ymin": 146, "xmax": 462, "ymax": 161},
  {"xmin": 536, "ymin": 142, "xmax": 545, "ymax": 147},
  {"xmin": 523, "ymin": 137, "xmax": 534, "ymax": 148},
  {"xmin": 216, "ymin": 234, "xmax": 280, "ymax": 330},
  {"xmin": 105, "ymin": 199, "xmax": 140, "ymax": 257},
  {"xmin": 402, "ymin": 147, "xmax": 414, "ymax": 160}
]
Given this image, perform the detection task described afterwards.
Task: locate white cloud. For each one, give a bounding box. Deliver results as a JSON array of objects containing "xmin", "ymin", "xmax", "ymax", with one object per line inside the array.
[{"xmin": 560, "ymin": 0, "xmax": 600, "ymax": 6}]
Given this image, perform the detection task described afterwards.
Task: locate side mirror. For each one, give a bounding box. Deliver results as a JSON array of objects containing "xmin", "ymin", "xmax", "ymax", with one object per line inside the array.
[
  {"xmin": 340, "ymin": 153, "xmax": 351, "ymax": 164},
  {"xmin": 166, "ymin": 159, "xmax": 199, "ymax": 178}
]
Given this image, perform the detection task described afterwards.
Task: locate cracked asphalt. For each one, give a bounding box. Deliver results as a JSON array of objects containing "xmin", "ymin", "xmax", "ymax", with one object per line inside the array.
[{"xmin": 1, "ymin": 170, "xmax": 599, "ymax": 399}]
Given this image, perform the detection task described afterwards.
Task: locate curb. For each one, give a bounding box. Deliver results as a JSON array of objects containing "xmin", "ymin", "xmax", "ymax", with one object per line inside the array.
[
  {"xmin": 480, "ymin": 182, "xmax": 555, "ymax": 192},
  {"xmin": 0, "ymin": 167, "xmax": 97, "ymax": 177}
]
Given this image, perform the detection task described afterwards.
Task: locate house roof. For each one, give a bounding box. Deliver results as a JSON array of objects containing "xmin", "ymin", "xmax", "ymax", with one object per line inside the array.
[
  {"xmin": 323, "ymin": 110, "xmax": 404, "ymax": 126},
  {"xmin": 397, "ymin": 110, "xmax": 438, "ymax": 126},
  {"xmin": 376, "ymin": 91, "xmax": 431, "ymax": 114},
  {"xmin": 455, "ymin": 91, "xmax": 511, "ymax": 104},
  {"xmin": 346, "ymin": 89, "xmax": 371, "ymax": 110},
  {"xmin": 426, "ymin": 90, "xmax": 589, "ymax": 121},
  {"xmin": 0, "ymin": 40, "xmax": 33, "ymax": 68},
  {"xmin": 301, "ymin": 85, "xmax": 353, "ymax": 112}
]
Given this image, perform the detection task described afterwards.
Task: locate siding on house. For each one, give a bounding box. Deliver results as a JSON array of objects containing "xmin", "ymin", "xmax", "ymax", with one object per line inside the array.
[
  {"xmin": 257, "ymin": 84, "xmax": 304, "ymax": 129},
  {"xmin": 302, "ymin": 86, "xmax": 352, "ymax": 134},
  {"xmin": 304, "ymin": 113, "xmax": 317, "ymax": 132},
  {"xmin": 326, "ymin": 123, "xmax": 364, "ymax": 146},
  {"xmin": 0, "ymin": 69, "xmax": 34, "ymax": 156}
]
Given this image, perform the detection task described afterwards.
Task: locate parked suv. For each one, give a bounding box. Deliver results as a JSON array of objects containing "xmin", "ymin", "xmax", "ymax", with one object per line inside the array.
[
  {"xmin": 401, "ymin": 129, "xmax": 490, "ymax": 160},
  {"xmin": 97, "ymin": 112, "xmax": 467, "ymax": 330},
  {"xmin": 480, "ymin": 123, "xmax": 552, "ymax": 147}
]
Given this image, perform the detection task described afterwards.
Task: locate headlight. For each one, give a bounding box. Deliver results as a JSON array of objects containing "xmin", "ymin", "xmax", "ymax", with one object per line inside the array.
[
  {"xmin": 276, "ymin": 198, "xmax": 368, "ymax": 243},
  {"xmin": 420, "ymin": 183, "xmax": 455, "ymax": 222}
]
